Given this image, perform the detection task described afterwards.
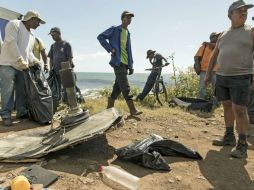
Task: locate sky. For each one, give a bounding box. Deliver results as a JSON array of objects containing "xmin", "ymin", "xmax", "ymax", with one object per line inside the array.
[{"xmin": 1, "ymin": 0, "xmax": 254, "ymax": 73}]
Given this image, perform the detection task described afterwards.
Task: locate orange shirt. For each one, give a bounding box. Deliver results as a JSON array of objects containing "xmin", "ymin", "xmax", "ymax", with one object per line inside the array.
[{"xmin": 195, "ymin": 44, "xmax": 216, "ymax": 71}]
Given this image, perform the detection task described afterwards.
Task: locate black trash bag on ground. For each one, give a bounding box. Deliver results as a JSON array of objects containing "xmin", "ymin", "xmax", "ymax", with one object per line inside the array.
[
  {"xmin": 116, "ymin": 134, "xmax": 202, "ymax": 171},
  {"xmin": 47, "ymin": 71, "xmax": 60, "ymax": 113},
  {"xmin": 142, "ymin": 151, "xmax": 170, "ymax": 171},
  {"xmin": 23, "ymin": 65, "xmax": 53, "ymax": 124},
  {"xmin": 169, "ymin": 97, "xmax": 213, "ymax": 113},
  {"xmin": 116, "ymin": 134, "xmax": 163, "ymax": 162},
  {"xmin": 150, "ymin": 140, "xmax": 203, "ymax": 159}
]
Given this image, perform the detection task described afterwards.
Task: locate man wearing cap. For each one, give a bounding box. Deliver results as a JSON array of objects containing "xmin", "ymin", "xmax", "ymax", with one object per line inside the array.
[
  {"xmin": 0, "ymin": 10, "xmax": 45, "ymax": 126},
  {"xmin": 48, "ymin": 27, "xmax": 81, "ymax": 111},
  {"xmin": 136, "ymin": 50, "xmax": 168, "ymax": 101},
  {"xmin": 205, "ymin": 0, "xmax": 254, "ymax": 158},
  {"xmin": 194, "ymin": 32, "xmax": 220, "ymax": 105},
  {"xmin": 97, "ymin": 11, "xmax": 142, "ymax": 116}
]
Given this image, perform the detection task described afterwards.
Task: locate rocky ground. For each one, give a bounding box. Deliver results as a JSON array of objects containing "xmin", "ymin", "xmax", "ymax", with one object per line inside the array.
[{"xmin": 0, "ymin": 105, "xmax": 254, "ymax": 190}]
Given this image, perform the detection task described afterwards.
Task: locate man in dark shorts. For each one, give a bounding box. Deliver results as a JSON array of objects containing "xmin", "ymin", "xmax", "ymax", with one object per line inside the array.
[{"xmin": 205, "ymin": 0, "xmax": 254, "ymax": 158}]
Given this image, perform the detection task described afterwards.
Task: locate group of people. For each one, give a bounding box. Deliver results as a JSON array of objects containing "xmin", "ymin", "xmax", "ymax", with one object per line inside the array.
[
  {"xmin": 0, "ymin": 0, "xmax": 253, "ymax": 159},
  {"xmin": 193, "ymin": 0, "xmax": 253, "ymax": 159},
  {"xmin": 98, "ymin": 0, "xmax": 253, "ymax": 159},
  {"xmin": 0, "ymin": 10, "xmax": 75, "ymax": 126}
]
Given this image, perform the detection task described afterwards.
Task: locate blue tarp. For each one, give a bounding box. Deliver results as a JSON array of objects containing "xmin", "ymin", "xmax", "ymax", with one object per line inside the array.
[{"xmin": 0, "ymin": 18, "xmax": 8, "ymax": 40}]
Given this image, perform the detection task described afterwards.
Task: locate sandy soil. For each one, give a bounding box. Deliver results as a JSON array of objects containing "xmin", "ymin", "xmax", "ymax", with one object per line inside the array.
[{"xmin": 0, "ymin": 106, "xmax": 253, "ymax": 190}]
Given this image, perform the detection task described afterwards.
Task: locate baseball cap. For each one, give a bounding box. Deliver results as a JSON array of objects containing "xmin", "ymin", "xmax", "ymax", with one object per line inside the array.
[
  {"xmin": 209, "ymin": 32, "xmax": 221, "ymax": 39},
  {"xmin": 48, "ymin": 27, "xmax": 61, "ymax": 35},
  {"xmin": 121, "ymin": 11, "xmax": 134, "ymax": 19},
  {"xmin": 23, "ymin": 10, "xmax": 46, "ymax": 24},
  {"xmin": 228, "ymin": 0, "xmax": 253, "ymax": 13}
]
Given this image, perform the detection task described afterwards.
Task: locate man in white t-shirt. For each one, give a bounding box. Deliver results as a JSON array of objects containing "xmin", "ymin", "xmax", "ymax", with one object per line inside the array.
[{"xmin": 0, "ymin": 10, "xmax": 45, "ymax": 126}]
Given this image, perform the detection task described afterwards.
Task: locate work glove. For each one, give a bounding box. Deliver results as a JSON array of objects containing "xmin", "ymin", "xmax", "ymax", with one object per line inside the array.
[
  {"xmin": 16, "ymin": 57, "xmax": 29, "ymax": 70},
  {"xmin": 128, "ymin": 68, "xmax": 134, "ymax": 75},
  {"xmin": 29, "ymin": 59, "xmax": 41, "ymax": 67}
]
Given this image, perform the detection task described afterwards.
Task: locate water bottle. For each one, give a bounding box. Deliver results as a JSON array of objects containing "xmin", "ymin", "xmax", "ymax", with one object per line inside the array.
[{"xmin": 100, "ymin": 165, "xmax": 140, "ymax": 190}]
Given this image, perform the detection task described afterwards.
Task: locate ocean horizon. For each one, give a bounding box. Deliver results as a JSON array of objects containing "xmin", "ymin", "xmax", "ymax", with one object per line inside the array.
[{"xmin": 75, "ymin": 72, "xmax": 173, "ymax": 97}]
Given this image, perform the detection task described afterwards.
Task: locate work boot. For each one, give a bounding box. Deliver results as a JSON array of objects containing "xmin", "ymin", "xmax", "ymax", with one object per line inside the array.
[
  {"xmin": 126, "ymin": 100, "xmax": 143, "ymax": 116},
  {"xmin": 107, "ymin": 97, "xmax": 115, "ymax": 109},
  {"xmin": 230, "ymin": 140, "xmax": 248, "ymax": 159},
  {"xmin": 212, "ymin": 132, "xmax": 236, "ymax": 146},
  {"xmin": 2, "ymin": 118, "xmax": 13, "ymax": 126},
  {"xmin": 248, "ymin": 113, "xmax": 254, "ymax": 124}
]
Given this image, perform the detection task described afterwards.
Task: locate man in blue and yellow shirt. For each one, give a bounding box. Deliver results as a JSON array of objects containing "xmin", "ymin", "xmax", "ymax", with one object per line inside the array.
[{"xmin": 97, "ymin": 11, "xmax": 142, "ymax": 116}]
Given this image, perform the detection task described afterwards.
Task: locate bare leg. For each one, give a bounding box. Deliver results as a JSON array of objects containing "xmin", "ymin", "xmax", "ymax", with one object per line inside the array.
[
  {"xmin": 232, "ymin": 103, "xmax": 248, "ymax": 135},
  {"xmin": 222, "ymin": 100, "xmax": 235, "ymax": 128}
]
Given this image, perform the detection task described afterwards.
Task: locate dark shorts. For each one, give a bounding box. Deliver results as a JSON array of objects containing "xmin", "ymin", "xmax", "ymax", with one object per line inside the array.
[{"xmin": 215, "ymin": 74, "xmax": 252, "ymax": 106}]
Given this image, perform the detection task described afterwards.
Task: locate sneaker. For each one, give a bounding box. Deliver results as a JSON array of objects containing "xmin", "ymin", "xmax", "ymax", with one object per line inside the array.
[
  {"xmin": 212, "ymin": 132, "xmax": 236, "ymax": 146},
  {"xmin": 230, "ymin": 141, "xmax": 248, "ymax": 158},
  {"xmin": 2, "ymin": 118, "xmax": 13, "ymax": 126}
]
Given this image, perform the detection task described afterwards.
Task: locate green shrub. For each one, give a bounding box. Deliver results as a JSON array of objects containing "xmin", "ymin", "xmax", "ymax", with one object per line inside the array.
[
  {"xmin": 98, "ymin": 67, "xmax": 214, "ymax": 107},
  {"xmin": 167, "ymin": 67, "xmax": 214, "ymax": 100}
]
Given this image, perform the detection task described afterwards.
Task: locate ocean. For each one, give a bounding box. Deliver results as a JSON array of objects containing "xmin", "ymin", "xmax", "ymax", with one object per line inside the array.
[{"xmin": 75, "ymin": 72, "xmax": 172, "ymax": 97}]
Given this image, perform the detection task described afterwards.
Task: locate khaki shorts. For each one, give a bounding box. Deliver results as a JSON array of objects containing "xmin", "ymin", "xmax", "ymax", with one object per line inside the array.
[{"xmin": 215, "ymin": 74, "xmax": 252, "ymax": 106}]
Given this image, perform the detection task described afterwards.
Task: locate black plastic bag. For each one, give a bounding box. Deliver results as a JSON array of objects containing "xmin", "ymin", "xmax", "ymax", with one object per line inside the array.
[
  {"xmin": 23, "ymin": 65, "xmax": 53, "ymax": 124},
  {"xmin": 116, "ymin": 134, "xmax": 202, "ymax": 171},
  {"xmin": 150, "ymin": 140, "xmax": 202, "ymax": 159},
  {"xmin": 47, "ymin": 71, "xmax": 60, "ymax": 113},
  {"xmin": 169, "ymin": 97, "xmax": 213, "ymax": 113},
  {"xmin": 116, "ymin": 134, "xmax": 163, "ymax": 162}
]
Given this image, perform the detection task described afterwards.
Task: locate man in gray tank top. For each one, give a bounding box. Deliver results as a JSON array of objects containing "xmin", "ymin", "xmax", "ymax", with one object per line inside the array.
[{"xmin": 205, "ymin": 0, "xmax": 254, "ymax": 159}]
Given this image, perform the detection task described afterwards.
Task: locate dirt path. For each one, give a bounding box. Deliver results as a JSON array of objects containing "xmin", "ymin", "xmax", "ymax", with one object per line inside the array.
[{"xmin": 0, "ymin": 107, "xmax": 253, "ymax": 190}]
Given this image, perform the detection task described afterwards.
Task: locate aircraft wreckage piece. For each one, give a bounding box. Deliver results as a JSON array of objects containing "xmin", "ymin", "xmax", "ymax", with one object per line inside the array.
[{"xmin": 0, "ymin": 108, "xmax": 122, "ymax": 163}]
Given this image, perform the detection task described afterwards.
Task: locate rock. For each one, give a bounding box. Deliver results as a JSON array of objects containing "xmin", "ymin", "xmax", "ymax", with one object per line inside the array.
[
  {"xmin": 168, "ymin": 179, "xmax": 174, "ymax": 183},
  {"xmin": 175, "ymin": 176, "xmax": 182, "ymax": 181},
  {"xmin": 123, "ymin": 130, "xmax": 128, "ymax": 134},
  {"xmin": 85, "ymin": 178, "xmax": 94, "ymax": 184},
  {"xmin": 132, "ymin": 122, "xmax": 137, "ymax": 126},
  {"xmin": 197, "ymin": 176, "xmax": 206, "ymax": 180},
  {"xmin": 0, "ymin": 177, "xmax": 6, "ymax": 184},
  {"xmin": 202, "ymin": 130, "xmax": 208, "ymax": 134}
]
